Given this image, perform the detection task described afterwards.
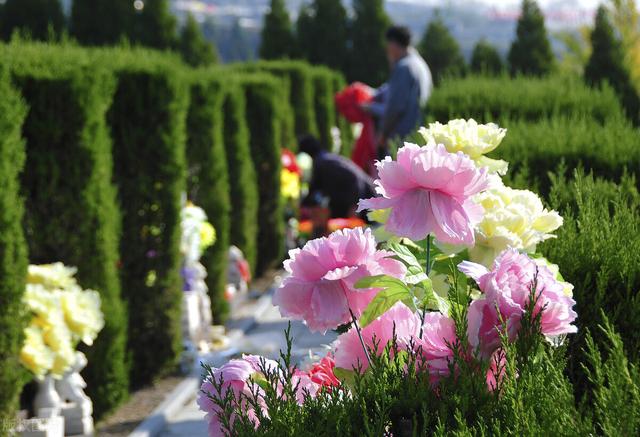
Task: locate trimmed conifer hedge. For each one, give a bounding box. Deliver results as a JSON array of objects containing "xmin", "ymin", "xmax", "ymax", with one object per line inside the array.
[
  {"xmin": 221, "ymin": 83, "xmax": 259, "ymax": 273},
  {"xmin": 3, "ymin": 44, "xmax": 129, "ymax": 417},
  {"xmin": 493, "ymin": 115, "xmax": 640, "ymax": 195},
  {"xmin": 102, "ymin": 48, "xmax": 188, "ymax": 387},
  {"xmin": 238, "ymin": 74, "xmax": 285, "ymax": 275},
  {"xmin": 311, "ymin": 66, "xmax": 337, "ymax": 151},
  {"xmin": 185, "ymin": 72, "xmax": 230, "ymax": 323},
  {"xmin": 0, "ymin": 67, "xmax": 29, "ymax": 426},
  {"xmin": 428, "ymin": 75, "xmax": 624, "ymax": 123},
  {"xmin": 238, "ymin": 60, "xmax": 318, "ymax": 138}
]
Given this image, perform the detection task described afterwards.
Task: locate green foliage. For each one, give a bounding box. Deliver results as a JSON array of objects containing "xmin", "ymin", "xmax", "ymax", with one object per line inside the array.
[
  {"xmin": 508, "ymin": 0, "xmax": 554, "ymax": 76},
  {"xmin": 0, "ymin": 67, "xmax": 28, "ymax": 430},
  {"xmin": 296, "ymin": 0, "xmax": 349, "ymax": 73},
  {"xmin": 238, "ymin": 74, "xmax": 284, "ymax": 275},
  {"xmin": 221, "ymin": 84, "xmax": 259, "ymax": 272},
  {"xmin": 544, "ymin": 172, "xmax": 640, "ymax": 383},
  {"xmin": 1, "ymin": 0, "xmax": 64, "ymax": 41},
  {"xmin": 131, "ymin": 0, "xmax": 177, "ymax": 49},
  {"xmin": 238, "ymin": 60, "xmax": 318, "ymax": 138},
  {"xmin": 70, "ymin": 0, "xmax": 136, "ymax": 46},
  {"xmin": 260, "ymin": 0, "xmax": 296, "ymax": 60},
  {"xmin": 470, "ymin": 39, "xmax": 503, "ymax": 75},
  {"xmin": 104, "ymin": 48, "xmax": 188, "ymax": 387},
  {"xmin": 207, "ymin": 297, "xmax": 640, "ymax": 435},
  {"xmin": 418, "ymin": 13, "xmax": 466, "ymax": 85},
  {"xmin": 348, "ymin": 0, "xmax": 391, "ymax": 86},
  {"xmin": 3, "ymin": 43, "xmax": 130, "ymax": 416},
  {"xmin": 185, "ymin": 72, "xmax": 230, "ymax": 323},
  {"xmin": 428, "ymin": 75, "xmax": 624, "ymax": 123},
  {"xmin": 179, "ymin": 14, "xmax": 218, "ymax": 67},
  {"xmin": 491, "ymin": 115, "xmax": 640, "ymax": 195},
  {"xmin": 311, "ymin": 66, "xmax": 337, "ymax": 150},
  {"xmin": 585, "ymin": 5, "xmax": 640, "ymax": 123}
]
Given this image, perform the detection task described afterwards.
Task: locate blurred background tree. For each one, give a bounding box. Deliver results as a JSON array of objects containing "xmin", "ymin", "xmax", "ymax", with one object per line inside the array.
[
  {"xmin": 470, "ymin": 39, "xmax": 504, "ymax": 75},
  {"xmin": 131, "ymin": 0, "xmax": 177, "ymax": 49},
  {"xmin": 260, "ymin": 0, "xmax": 296, "ymax": 60},
  {"xmin": 348, "ymin": 0, "xmax": 391, "ymax": 86},
  {"xmin": 418, "ymin": 11, "xmax": 466, "ymax": 85},
  {"xmin": 585, "ymin": 5, "xmax": 639, "ymax": 122},
  {"xmin": 508, "ymin": 0, "xmax": 554, "ymax": 76},
  {"xmin": 1, "ymin": 0, "xmax": 64, "ymax": 41},
  {"xmin": 71, "ymin": 0, "xmax": 135, "ymax": 45},
  {"xmin": 296, "ymin": 0, "xmax": 349, "ymax": 73},
  {"xmin": 179, "ymin": 13, "xmax": 218, "ymax": 67}
]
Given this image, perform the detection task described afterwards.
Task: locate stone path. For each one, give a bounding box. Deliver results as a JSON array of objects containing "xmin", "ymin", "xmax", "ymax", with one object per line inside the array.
[{"xmin": 157, "ymin": 292, "xmax": 337, "ymax": 437}]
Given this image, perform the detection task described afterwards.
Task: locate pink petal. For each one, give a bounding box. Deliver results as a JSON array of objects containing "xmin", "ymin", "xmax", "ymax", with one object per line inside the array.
[
  {"xmin": 429, "ymin": 191, "xmax": 475, "ymax": 245},
  {"xmin": 384, "ymin": 189, "xmax": 433, "ymax": 240},
  {"xmin": 308, "ymin": 280, "xmax": 350, "ymax": 332}
]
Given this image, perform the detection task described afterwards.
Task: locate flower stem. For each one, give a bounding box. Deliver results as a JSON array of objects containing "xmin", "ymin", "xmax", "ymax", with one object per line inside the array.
[
  {"xmin": 350, "ymin": 307, "xmax": 372, "ymax": 368},
  {"xmin": 419, "ymin": 234, "xmax": 432, "ymax": 339}
]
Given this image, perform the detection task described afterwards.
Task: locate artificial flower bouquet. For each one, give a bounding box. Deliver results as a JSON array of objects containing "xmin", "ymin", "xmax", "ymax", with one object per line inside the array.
[
  {"xmin": 199, "ymin": 119, "xmax": 581, "ymax": 436},
  {"xmin": 20, "ymin": 263, "xmax": 104, "ymax": 379}
]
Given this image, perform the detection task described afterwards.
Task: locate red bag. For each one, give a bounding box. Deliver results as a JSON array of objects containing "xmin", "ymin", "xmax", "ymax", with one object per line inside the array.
[{"xmin": 335, "ymin": 83, "xmax": 377, "ymax": 176}]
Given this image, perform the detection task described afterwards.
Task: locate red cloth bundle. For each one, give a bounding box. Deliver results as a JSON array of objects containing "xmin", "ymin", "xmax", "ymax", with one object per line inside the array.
[{"xmin": 335, "ymin": 82, "xmax": 376, "ymax": 176}]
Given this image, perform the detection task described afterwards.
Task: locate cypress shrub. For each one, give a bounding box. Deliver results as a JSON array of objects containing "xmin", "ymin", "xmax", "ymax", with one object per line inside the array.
[
  {"xmin": 238, "ymin": 74, "xmax": 284, "ymax": 275},
  {"xmin": 221, "ymin": 84, "xmax": 259, "ymax": 273},
  {"xmin": 492, "ymin": 115, "xmax": 640, "ymax": 195},
  {"xmin": 3, "ymin": 44, "xmax": 129, "ymax": 416},
  {"xmin": 0, "ymin": 67, "xmax": 28, "ymax": 427},
  {"xmin": 185, "ymin": 71, "xmax": 230, "ymax": 323},
  {"xmin": 428, "ymin": 75, "xmax": 624, "ymax": 123},
  {"xmin": 543, "ymin": 172, "xmax": 640, "ymax": 387},
  {"xmin": 102, "ymin": 48, "xmax": 188, "ymax": 387},
  {"xmin": 311, "ymin": 66, "xmax": 337, "ymax": 150},
  {"xmin": 238, "ymin": 60, "xmax": 319, "ymax": 138}
]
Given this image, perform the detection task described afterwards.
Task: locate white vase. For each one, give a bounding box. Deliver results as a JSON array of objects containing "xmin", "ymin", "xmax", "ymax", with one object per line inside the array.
[{"xmin": 33, "ymin": 375, "xmax": 62, "ymax": 416}]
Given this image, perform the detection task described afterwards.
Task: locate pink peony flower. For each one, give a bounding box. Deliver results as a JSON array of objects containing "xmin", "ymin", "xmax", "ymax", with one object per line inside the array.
[
  {"xmin": 273, "ymin": 227, "xmax": 406, "ymax": 333},
  {"xmin": 291, "ymin": 370, "xmax": 321, "ymax": 403},
  {"xmin": 485, "ymin": 348, "xmax": 508, "ymax": 392},
  {"xmin": 198, "ymin": 355, "xmax": 277, "ymax": 437},
  {"xmin": 357, "ymin": 143, "xmax": 489, "ymax": 244},
  {"xmin": 459, "ymin": 249, "xmax": 577, "ymax": 359},
  {"xmin": 414, "ymin": 312, "xmax": 457, "ymax": 384},
  {"xmin": 334, "ymin": 302, "xmax": 421, "ymax": 372},
  {"xmin": 307, "ymin": 354, "xmax": 341, "ymax": 388}
]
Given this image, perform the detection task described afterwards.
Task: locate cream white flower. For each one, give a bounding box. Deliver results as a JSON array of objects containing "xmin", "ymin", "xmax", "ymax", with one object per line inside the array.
[
  {"xmin": 181, "ymin": 202, "xmax": 215, "ymax": 261},
  {"xmin": 470, "ymin": 180, "xmax": 563, "ymax": 266},
  {"xmin": 20, "ymin": 326, "xmax": 55, "ymax": 379},
  {"xmin": 419, "ymin": 119, "xmax": 509, "ymax": 174},
  {"xmin": 61, "ymin": 287, "xmax": 104, "ymax": 346},
  {"xmin": 27, "ymin": 263, "xmax": 78, "ymax": 290}
]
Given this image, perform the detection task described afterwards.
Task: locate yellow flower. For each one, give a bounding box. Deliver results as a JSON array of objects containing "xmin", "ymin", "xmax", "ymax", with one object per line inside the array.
[
  {"xmin": 199, "ymin": 221, "xmax": 216, "ymax": 251},
  {"xmin": 419, "ymin": 119, "xmax": 509, "ymax": 175},
  {"xmin": 61, "ymin": 287, "xmax": 104, "ymax": 346},
  {"xmin": 27, "ymin": 263, "xmax": 78, "ymax": 290},
  {"xmin": 20, "ymin": 326, "xmax": 55, "ymax": 379},
  {"xmin": 281, "ymin": 169, "xmax": 300, "ymax": 200},
  {"xmin": 470, "ymin": 181, "xmax": 563, "ymax": 266}
]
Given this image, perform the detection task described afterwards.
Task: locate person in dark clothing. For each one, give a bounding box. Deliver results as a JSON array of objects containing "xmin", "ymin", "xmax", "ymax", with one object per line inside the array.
[{"xmin": 298, "ymin": 135, "xmax": 375, "ymax": 218}]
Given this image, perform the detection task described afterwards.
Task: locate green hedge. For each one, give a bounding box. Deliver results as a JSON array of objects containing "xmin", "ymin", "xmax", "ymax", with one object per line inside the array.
[
  {"xmin": 222, "ymin": 83, "xmax": 259, "ymax": 273},
  {"xmin": 543, "ymin": 172, "xmax": 640, "ymax": 387},
  {"xmin": 3, "ymin": 44, "xmax": 129, "ymax": 416},
  {"xmin": 185, "ymin": 71, "xmax": 230, "ymax": 323},
  {"xmin": 0, "ymin": 67, "xmax": 28, "ymax": 428},
  {"xmin": 428, "ymin": 75, "xmax": 624, "ymax": 123},
  {"xmin": 102, "ymin": 48, "xmax": 188, "ymax": 387},
  {"xmin": 237, "ymin": 60, "xmax": 318, "ymax": 139},
  {"xmin": 311, "ymin": 66, "xmax": 336, "ymax": 150},
  {"xmin": 238, "ymin": 74, "xmax": 285, "ymax": 275},
  {"xmin": 492, "ymin": 115, "xmax": 640, "ymax": 195}
]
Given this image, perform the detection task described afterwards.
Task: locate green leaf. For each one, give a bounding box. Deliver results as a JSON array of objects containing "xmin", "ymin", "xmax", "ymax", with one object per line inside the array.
[
  {"xmin": 333, "ymin": 367, "xmax": 357, "ymax": 387},
  {"xmin": 386, "ymin": 240, "xmax": 423, "ymax": 269},
  {"xmin": 359, "ymin": 283, "xmax": 413, "ymax": 327},
  {"xmin": 354, "ymin": 274, "xmax": 407, "ymax": 290}
]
